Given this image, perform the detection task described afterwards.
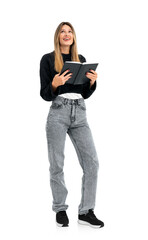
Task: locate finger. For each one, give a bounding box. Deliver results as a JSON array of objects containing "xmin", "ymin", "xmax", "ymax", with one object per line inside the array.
[
  {"xmin": 64, "ymin": 72, "xmax": 73, "ymax": 79},
  {"xmin": 86, "ymin": 74, "xmax": 97, "ymax": 81},
  {"xmin": 86, "ymin": 72, "xmax": 97, "ymax": 78},
  {"xmin": 65, "ymin": 72, "xmax": 73, "ymax": 76},
  {"xmin": 86, "ymin": 72, "xmax": 94, "ymax": 77},
  {"xmin": 89, "ymin": 69, "xmax": 96, "ymax": 73},
  {"xmin": 62, "ymin": 69, "xmax": 70, "ymax": 76},
  {"xmin": 64, "ymin": 73, "xmax": 73, "ymax": 81},
  {"xmin": 64, "ymin": 71, "xmax": 72, "ymax": 76}
]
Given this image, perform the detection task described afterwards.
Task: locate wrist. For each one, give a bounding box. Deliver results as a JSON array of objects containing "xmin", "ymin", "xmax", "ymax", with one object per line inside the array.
[
  {"xmin": 52, "ymin": 81, "xmax": 57, "ymax": 92},
  {"xmin": 90, "ymin": 82, "xmax": 93, "ymax": 89}
]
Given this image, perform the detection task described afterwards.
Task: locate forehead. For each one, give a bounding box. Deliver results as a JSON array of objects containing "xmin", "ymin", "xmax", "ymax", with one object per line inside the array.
[{"xmin": 61, "ymin": 25, "xmax": 72, "ymax": 30}]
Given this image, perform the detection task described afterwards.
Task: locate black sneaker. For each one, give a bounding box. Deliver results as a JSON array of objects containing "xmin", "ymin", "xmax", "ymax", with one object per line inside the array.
[
  {"xmin": 78, "ymin": 209, "xmax": 104, "ymax": 228},
  {"xmin": 56, "ymin": 210, "xmax": 69, "ymax": 227}
]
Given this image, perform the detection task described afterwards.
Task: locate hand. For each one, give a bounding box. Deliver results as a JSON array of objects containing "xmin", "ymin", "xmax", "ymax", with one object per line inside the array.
[
  {"xmin": 52, "ymin": 69, "xmax": 72, "ymax": 88},
  {"xmin": 86, "ymin": 69, "xmax": 97, "ymax": 88}
]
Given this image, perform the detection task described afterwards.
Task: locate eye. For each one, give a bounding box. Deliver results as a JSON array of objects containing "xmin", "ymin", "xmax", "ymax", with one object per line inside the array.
[{"xmin": 60, "ymin": 30, "xmax": 73, "ymax": 33}]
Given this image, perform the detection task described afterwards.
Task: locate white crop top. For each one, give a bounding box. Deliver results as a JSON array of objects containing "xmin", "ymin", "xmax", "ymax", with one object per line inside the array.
[{"xmin": 58, "ymin": 93, "xmax": 82, "ymax": 99}]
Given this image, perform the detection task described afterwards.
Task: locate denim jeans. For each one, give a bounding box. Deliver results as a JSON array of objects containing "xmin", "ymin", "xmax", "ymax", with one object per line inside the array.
[{"xmin": 45, "ymin": 96, "xmax": 99, "ymax": 215}]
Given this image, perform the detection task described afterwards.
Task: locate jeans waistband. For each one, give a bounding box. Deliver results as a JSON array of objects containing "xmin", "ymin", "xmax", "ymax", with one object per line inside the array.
[{"xmin": 53, "ymin": 96, "xmax": 84, "ymax": 105}]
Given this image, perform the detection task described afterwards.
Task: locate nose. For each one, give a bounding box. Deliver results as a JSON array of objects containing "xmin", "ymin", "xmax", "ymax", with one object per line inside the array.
[{"xmin": 64, "ymin": 34, "xmax": 70, "ymax": 38}]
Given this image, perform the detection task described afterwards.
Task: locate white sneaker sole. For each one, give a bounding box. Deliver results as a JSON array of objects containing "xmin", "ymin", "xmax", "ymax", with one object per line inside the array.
[{"xmin": 78, "ymin": 220, "xmax": 102, "ymax": 228}]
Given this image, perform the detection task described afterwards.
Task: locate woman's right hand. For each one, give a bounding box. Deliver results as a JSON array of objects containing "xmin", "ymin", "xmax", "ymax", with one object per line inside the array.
[{"xmin": 52, "ymin": 70, "xmax": 72, "ymax": 88}]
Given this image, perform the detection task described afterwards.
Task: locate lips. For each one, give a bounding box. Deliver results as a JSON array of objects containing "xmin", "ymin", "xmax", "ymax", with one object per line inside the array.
[{"xmin": 63, "ymin": 38, "xmax": 70, "ymax": 41}]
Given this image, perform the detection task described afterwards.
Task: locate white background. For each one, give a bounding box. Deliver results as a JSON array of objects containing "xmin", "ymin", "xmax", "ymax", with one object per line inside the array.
[{"xmin": 0, "ymin": 0, "xmax": 148, "ymax": 239}]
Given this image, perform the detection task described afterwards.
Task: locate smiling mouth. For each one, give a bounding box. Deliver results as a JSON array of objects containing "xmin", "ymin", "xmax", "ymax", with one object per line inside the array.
[{"xmin": 63, "ymin": 38, "xmax": 70, "ymax": 41}]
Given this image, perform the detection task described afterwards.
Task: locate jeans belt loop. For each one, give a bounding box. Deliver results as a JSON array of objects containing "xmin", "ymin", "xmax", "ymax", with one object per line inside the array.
[
  {"xmin": 74, "ymin": 99, "xmax": 78, "ymax": 105},
  {"xmin": 77, "ymin": 99, "xmax": 81, "ymax": 106},
  {"xmin": 64, "ymin": 99, "xmax": 67, "ymax": 105}
]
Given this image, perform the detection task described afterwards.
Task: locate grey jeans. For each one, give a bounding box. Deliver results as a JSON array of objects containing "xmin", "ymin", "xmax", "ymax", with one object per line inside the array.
[{"xmin": 45, "ymin": 96, "xmax": 99, "ymax": 215}]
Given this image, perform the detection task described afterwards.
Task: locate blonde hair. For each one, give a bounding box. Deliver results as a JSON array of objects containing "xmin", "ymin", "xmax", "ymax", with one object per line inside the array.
[{"xmin": 54, "ymin": 22, "xmax": 80, "ymax": 72}]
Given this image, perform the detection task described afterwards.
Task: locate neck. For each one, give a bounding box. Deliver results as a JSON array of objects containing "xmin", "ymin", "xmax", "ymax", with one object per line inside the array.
[{"xmin": 60, "ymin": 46, "xmax": 70, "ymax": 54}]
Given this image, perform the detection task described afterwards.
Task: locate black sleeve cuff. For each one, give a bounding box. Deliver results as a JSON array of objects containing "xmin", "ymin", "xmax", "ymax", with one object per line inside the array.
[
  {"xmin": 40, "ymin": 81, "xmax": 60, "ymax": 101},
  {"xmin": 82, "ymin": 80, "xmax": 97, "ymax": 99}
]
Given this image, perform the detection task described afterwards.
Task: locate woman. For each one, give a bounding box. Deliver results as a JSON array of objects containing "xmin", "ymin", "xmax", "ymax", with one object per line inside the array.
[{"xmin": 39, "ymin": 22, "xmax": 104, "ymax": 228}]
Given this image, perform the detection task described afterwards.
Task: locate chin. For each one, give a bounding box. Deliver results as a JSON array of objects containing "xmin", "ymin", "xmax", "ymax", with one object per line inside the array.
[
  {"xmin": 63, "ymin": 43, "xmax": 72, "ymax": 47},
  {"xmin": 62, "ymin": 41, "xmax": 73, "ymax": 45}
]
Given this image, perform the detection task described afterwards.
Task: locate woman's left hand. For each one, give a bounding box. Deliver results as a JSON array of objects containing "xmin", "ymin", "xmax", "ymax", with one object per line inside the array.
[{"xmin": 86, "ymin": 69, "xmax": 97, "ymax": 88}]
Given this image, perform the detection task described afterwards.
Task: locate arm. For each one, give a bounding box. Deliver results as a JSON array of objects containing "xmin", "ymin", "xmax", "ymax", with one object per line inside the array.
[
  {"xmin": 39, "ymin": 55, "xmax": 60, "ymax": 101},
  {"xmin": 82, "ymin": 80, "xmax": 97, "ymax": 99},
  {"xmin": 79, "ymin": 55, "xmax": 97, "ymax": 99}
]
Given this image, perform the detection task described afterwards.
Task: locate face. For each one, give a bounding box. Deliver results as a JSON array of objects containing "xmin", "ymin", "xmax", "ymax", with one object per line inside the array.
[{"xmin": 59, "ymin": 24, "xmax": 74, "ymax": 47}]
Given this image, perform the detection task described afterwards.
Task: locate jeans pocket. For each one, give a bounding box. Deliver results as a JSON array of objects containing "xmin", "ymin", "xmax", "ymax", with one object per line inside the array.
[
  {"xmin": 77, "ymin": 102, "xmax": 86, "ymax": 111},
  {"xmin": 51, "ymin": 101, "xmax": 63, "ymax": 109}
]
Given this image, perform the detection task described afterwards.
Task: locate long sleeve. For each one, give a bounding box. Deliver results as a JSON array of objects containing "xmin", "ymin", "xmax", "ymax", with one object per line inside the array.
[
  {"xmin": 82, "ymin": 80, "xmax": 97, "ymax": 99},
  {"xmin": 39, "ymin": 52, "xmax": 97, "ymax": 101},
  {"xmin": 39, "ymin": 54, "xmax": 60, "ymax": 101},
  {"xmin": 80, "ymin": 56, "xmax": 97, "ymax": 99}
]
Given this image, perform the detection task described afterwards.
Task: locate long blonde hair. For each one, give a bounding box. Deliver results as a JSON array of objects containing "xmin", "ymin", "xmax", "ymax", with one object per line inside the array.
[{"xmin": 54, "ymin": 22, "xmax": 80, "ymax": 73}]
